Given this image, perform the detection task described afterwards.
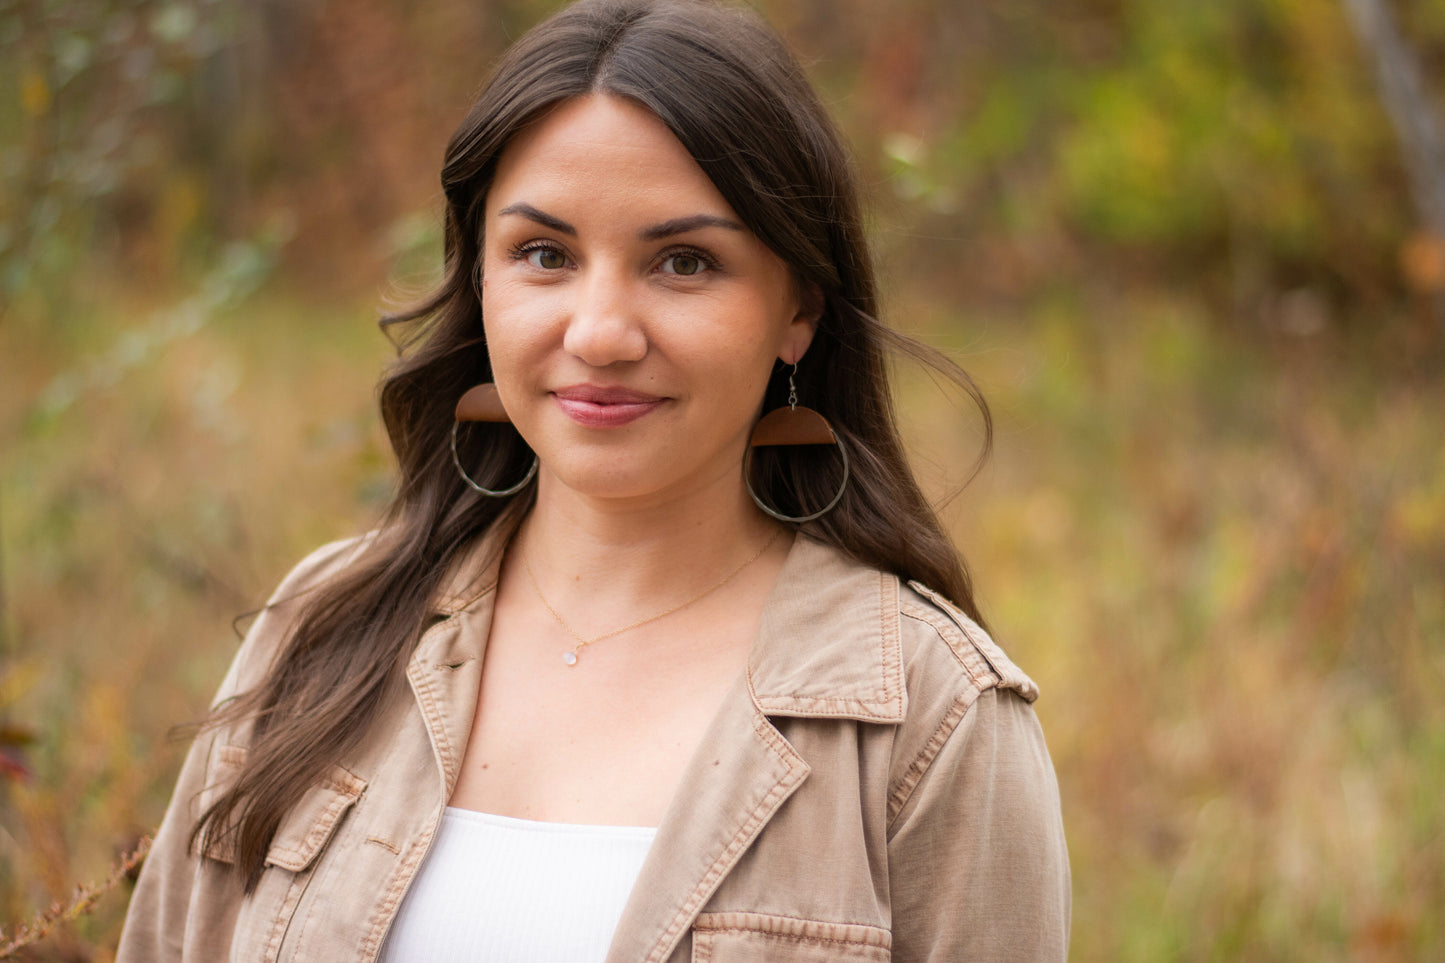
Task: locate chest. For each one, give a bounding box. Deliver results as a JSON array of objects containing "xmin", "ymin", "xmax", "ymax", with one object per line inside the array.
[
  {"xmin": 201, "ymin": 575, "xmax": 921, "ymax": 962},
  {"xmin": 211, "ymin": 681, "xmax": 900, "ymax": 963},
  {"xmin": 447, "ymin": 593, "xmax": 755, "ymax": 826}
]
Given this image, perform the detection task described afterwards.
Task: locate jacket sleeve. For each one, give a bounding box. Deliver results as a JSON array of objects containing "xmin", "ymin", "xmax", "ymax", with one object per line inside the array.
[
  {"xmin": 116, "ymin": 537, "xmax": 364, "ymax": 962},
  {"xmin": 115, "ymin": 649, "xmax": 249, "ymax": 961},
  {"xmin": 887, "ymin": 685, "xmax": 1071, "ymax": 962}
]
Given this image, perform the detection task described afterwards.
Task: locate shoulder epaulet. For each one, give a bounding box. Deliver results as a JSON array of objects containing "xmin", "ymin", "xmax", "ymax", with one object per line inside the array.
[{"xmin": 905, "ymin": 580, "xmax": 1040, "ymax": 703}]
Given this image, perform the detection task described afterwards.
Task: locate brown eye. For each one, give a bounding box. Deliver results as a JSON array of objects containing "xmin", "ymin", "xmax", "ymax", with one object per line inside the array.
[
  {"xmin": 526, "ymin": 247, "xmax": 568, "ymax": 269},
  {"xmin": 663, "ymin": 254, "xmax": 705, "ymax": 276}
]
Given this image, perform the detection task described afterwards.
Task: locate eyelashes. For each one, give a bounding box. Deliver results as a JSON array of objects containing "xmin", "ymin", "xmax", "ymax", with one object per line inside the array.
[
  {"xmin": 657, "ymin": 249, "xmax": 719, "ymax": 276},
  {"xmin": 508, "ymin": 240, "xmax": 568, "ymax": 270},
  {"xmin": 504, "ymin": 240, "xmax": 723, "ymax": 276}
]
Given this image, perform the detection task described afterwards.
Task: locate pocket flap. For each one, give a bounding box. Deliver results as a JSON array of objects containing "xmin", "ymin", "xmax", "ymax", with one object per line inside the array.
[
  {"xmin": 196, "ymin": 743, "xmax": 366, "ymax": 871},
  {"xmin": 263, "ymin": 764, "xmax": 367, "ymax": 872},
  {"xmin": 693, "ymin": 912, "xmax": 891, "ymax": 962}
]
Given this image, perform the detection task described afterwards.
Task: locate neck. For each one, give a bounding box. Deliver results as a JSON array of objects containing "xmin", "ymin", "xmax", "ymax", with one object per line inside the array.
[{"xmin": 509, "ymin": 467, "xmax": 784, "ymax": 621}]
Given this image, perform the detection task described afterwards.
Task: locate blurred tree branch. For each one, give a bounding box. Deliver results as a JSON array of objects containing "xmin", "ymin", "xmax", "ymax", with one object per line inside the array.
[{"xmin": 1342, "ymin": 0, "xmax": 1445, "ymax": 327}]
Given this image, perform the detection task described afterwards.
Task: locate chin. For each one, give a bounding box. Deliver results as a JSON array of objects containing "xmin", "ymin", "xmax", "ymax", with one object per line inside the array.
[{"xmin": 541, "ymin": 459, "xmax": 662, "ymax": 501}]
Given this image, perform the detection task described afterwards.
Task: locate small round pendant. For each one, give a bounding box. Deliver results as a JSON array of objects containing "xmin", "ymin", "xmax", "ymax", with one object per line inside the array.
[{"xmin": 563, "ymin": 651, "xmax": 579, "ymax": 666}]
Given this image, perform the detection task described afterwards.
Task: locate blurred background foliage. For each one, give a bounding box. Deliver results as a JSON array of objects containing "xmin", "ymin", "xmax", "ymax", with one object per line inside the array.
[{"xmin": 2, "ymin": 0, "xmax": 1443, "ymax": 958}]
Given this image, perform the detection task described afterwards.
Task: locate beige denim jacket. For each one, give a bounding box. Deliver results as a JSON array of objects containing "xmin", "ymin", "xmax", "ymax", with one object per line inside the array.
[{"xmin": 119, "ymin": 529, "xmax": 1070, "ymax": 961}]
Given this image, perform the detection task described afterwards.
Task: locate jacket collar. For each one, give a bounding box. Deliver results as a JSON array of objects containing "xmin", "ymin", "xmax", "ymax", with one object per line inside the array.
[
  {"xmin": 607, "ymin": 534, "xmax": 912, "ymax": 962},
  {"xmin": 432, "ymin": 514, "xmax": 518, "ymax": 617},
  {"xmin": 746, "ymin": 534, "xmax": 907, "ymax": 723},
  {"xmin": 430, "ymin": 525, "xmax": 910, "ymax": 724},
  {"xmin": 413, "ymin": 524, "xmax": 911, "ymax": 963}
]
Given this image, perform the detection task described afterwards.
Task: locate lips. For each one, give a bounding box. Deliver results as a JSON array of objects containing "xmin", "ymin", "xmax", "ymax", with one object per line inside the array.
[{"xmin": 552, "ymin": 384, "xmax": 666, "ymax": 428}]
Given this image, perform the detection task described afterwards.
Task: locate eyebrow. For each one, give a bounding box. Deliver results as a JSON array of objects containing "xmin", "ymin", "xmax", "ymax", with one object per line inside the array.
[
  {"xmin": 639, "ymin": 214, "xmax": 746, "ymax": 241},
  {"xmin": 497, "ymin": 203, "xmax": 576, "ymax": 236},
  {"xmin": 496, "ymin": 203, "xmax": 745, "ymax": 242}
]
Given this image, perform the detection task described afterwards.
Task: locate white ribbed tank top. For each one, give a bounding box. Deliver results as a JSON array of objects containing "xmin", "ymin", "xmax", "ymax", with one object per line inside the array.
[{"xmin": 379, "ymin": 807, "xmax": 657, "ymax": 962}]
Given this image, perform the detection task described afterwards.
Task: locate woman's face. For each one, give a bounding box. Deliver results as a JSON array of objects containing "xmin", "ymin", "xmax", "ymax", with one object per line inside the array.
[{"xmin": 480, "ymin": 94, "xmax": 817, "ymax": 507}]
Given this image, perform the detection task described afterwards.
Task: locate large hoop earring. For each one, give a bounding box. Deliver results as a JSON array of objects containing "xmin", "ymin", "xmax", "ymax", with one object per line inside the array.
[
  {"xmin": 743, "ymin": 363, "xmax": 850, "ymax": 524},
  {"xmin": 451, "ymin": 383, "xmax": 539, "ymax": 497}
]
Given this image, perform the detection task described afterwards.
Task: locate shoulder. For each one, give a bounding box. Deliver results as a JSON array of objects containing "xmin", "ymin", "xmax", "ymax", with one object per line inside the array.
[
  {"xmin": 884, "ymin": 578, "xmax": 1058, "ymax": 826},
  {"xmin": 217, "ymin": 534, "xmax": 375, "ymax": 704},
  {"xmin": 782, "ymin": 538, "xmax": 1051, "ymax": 808},
  {"xmin": 881, "ymin": 585, "xmax": 1072, "ymax": 958},
  {"xmin": 265, "ymin": 533, "xmax": 376, "ymax": 606},
  {"xmin": 757, "ymin": 535, "xmax": 1041, "ymax": 724},
  {"xmin": 760, "ymin": 536, "xmax": 1062, "ymax": 850},
  {"xmin": 896, "ymin": 578, "xmax": 1039, "ymax": 706}
]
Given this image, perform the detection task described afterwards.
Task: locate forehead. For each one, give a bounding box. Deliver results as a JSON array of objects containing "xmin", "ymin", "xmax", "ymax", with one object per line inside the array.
[{"xmin": 485, "ymin": 94, "xmax": 737, "ymax": 222}]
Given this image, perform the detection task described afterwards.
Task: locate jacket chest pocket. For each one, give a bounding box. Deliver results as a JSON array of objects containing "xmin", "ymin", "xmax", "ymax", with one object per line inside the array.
[
  {"xmin": 200, "ymin": 744, "xmax": 367, "ymax": 872},
  {"xmin": 692, "ymin": 912, "xmax": 891, "ymax": 962}
]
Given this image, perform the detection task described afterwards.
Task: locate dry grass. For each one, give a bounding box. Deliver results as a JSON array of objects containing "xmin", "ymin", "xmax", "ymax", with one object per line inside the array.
[
  {"xmin": 2, "ymin": 273, "xmax": 1441, "ymax": 959},
  {"xmin": 914, "ymin": 294, "xmax": 1444, "ymax": 961}
]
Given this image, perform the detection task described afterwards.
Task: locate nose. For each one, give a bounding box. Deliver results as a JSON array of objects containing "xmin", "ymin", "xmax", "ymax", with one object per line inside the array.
[{"xmin": 562, "ymin": 263, "xmax": 648, "ymax": 367}]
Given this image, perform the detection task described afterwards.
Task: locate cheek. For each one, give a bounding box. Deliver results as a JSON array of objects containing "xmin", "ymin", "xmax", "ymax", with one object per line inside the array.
[
  {"xmin": 480, "ymin": 291, "xmax": 535, "ymax": 394},
  {"xmin": 482, "ymin": 277, "xmax": 552, "ymax": 359},
  {"xmin": 684, "ymin": 321, "xmax": 784, "ymax": 413}
]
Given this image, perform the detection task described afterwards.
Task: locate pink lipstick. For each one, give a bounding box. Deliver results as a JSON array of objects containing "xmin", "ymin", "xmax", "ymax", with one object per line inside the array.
[{"xmin": 552, "ymin": 385, "xmax": 665, "ymax": 428}]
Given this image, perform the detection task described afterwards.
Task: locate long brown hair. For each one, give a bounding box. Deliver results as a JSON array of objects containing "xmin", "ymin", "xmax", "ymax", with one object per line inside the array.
[{"xmin": 195, "ymin": 0, "xmax": 992, "ymax": 890}]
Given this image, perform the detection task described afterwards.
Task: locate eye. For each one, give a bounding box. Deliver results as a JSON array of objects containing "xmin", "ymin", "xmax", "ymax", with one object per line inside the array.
[
  {"xmin": 526, "ymin": 246, "xmax": 568, "ymax": 270},
  {"xmin": 509, "ymin": 241, "xmax": 570, "ymax": 270},
  {"xmin": 659, "ymin": 251, "xmax": 714, "ymax": 276}
]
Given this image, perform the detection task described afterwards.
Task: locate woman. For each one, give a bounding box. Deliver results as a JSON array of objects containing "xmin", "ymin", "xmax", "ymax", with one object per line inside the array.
[{"xmin": 119, "ymin": 0, "xmax": 1070, "ymax": 959}]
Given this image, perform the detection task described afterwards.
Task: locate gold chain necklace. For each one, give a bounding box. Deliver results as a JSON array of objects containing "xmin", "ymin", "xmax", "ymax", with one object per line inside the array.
[{"xmin": 523, "ymin": 529, "xmax": 782, "ymax": 666}]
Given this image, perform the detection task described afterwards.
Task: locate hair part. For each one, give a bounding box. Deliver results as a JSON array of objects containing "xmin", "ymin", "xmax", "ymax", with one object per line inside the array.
[{"xmin": 193, "ymin": 0, "xmax": 991, "ymax": 890}]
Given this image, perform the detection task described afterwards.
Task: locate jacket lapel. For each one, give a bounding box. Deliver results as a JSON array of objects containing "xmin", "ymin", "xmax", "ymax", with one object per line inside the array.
[
  {"xmin": 747, "ymin": 537, "xmax": 907, "ymax": 724},
  {"xmin": 603, "ymin": 671, "xmax": 810, "ymax": 963},
  {"xmin": 605, "ymin": 535, "xmax": 908, "ymax": 962},
  {"xmin": 405, "ymin": 529, "xmax": 509, "ymax": 798}
]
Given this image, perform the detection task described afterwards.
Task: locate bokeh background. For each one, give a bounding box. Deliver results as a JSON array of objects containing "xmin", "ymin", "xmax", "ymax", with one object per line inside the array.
[{"xmin": 3, "ymin": 0, "xmax": 1443, "ymax": 958}]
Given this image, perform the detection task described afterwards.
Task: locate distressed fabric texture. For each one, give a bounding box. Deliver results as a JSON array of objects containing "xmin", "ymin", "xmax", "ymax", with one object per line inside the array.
[{"xmin": 119, "ymin": 530, "xmax": 1071, "ymax": 962}]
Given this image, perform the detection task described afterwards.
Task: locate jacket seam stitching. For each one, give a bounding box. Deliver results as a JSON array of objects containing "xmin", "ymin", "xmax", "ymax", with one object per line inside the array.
[
  {"xmin": 694, "ymin": 911, "xmax": 892, "ymax": 943},
  {"xmin": 886, "ymin": 692, "xmax": 977, "ymax": 828},
  {"xmin": 696, "ymin": 910, "xmax": 884, "ymax": 928},
  {"xmin": 879, "ymin": 573, "xmax": 903, "ymax": 714},
  {"xmin": 699, "ymin": 929, "xmax": 884, "ymax": 948},
  {"xmin": 756, "ymin": 695, "xmax": 889, "ymax": 707},
  {"xmin": 291, "ymin": 862, "xmax": 329, "ymax": 959},
  {"xmin": 753, "ymin": 701, "xmax": 898, "ymax": 720},
  {"xmin": 408, "ymin": 661, "xmax": 455, "ymax": 788},
  {"xmin": 263, "ymin": 873, "xmax": 306, "ymax": 962},
  {"xmin": 266, "ymin": 790, "xmax": 353, "ymax": 871},
  {"xmin": 646, "ymin": 712, "xmax": 804, "ymax": 963},
  {"xmin": 360, "ymin": 830, "xmax": 434, "ymax": 959},
  {"xmin": 751, "ymin": 573, "xmax": 903, "ymax": 720},
  {"xmin": 899, "ymin": 604, "xmax": 995, "ymax": 688}
]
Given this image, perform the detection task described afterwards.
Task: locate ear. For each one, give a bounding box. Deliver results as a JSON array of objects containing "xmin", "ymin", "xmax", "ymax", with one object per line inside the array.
[{"xmin": 779, "ymin": 281, "xmax": 823, "ymax": 365}]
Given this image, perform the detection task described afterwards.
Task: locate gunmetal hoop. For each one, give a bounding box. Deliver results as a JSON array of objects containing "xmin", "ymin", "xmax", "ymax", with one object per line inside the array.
[
  {"xmin": 450, "ymin": 422, "xmax": 538, "ymax": 497},
  {"xmin": 742, "ymin": 437, "xmax": 850, "ymax": 524}
]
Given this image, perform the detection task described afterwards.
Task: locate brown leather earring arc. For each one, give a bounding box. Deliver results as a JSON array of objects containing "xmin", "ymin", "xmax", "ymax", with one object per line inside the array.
[
  {"xmin": 455, "ymin": 383, "xmax": 510, "ymax": 423},
  {"xmin": 451, "ymin": 383, "xmax": 539, "ymax": 497},
  {"xmin": 743, "ymin": 364, "xmax": 850, "ymax": 523}
]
